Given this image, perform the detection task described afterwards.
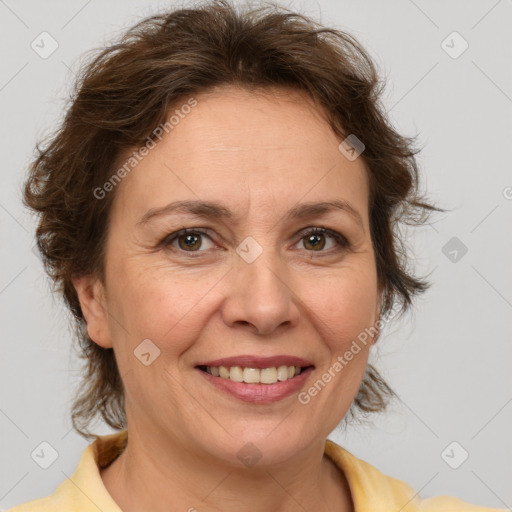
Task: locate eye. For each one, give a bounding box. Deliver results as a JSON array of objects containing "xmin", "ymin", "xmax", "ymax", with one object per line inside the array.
[
  {"xmin": 161, "ymin": 226, "xmax": 349, "ymax": 257},
  {"xmin": 294, "ymin": 227, "xmax": 349, "ymax": 253},
  {"xmin": 162, "ymin": 228, "xmax": 216, "ymax": 254}
]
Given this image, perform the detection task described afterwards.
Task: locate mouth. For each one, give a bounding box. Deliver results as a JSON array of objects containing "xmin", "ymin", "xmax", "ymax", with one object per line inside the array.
[
  {"xmin": 196, "ymin": 364, "xmax": 314, "ymax": 384},
  {"xmin": 194, "ymin": 355, "xmax": 315, "ymax": 403}
]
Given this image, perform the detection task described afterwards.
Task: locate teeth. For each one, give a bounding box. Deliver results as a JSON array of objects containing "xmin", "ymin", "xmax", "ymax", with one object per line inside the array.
[
  {"xmin": 277, "ymin": 365, "xmax": 289, "ymax": 381},
  {"xmin": 230, "ymin": 366, "xmax": 243, "ymax": 382},
  {"xmin": 204, "ymin": 365, "xmax": 303, "ymax": 384},
  {"xmin": 243, "ymin": 367, "xmax": 260, "ymax": 384}
]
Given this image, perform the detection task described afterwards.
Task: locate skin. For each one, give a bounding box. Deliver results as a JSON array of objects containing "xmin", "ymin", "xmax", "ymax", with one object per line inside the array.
[{"xmin": 74, "ymin": 85, "xmax": 381, "ymax": 512}]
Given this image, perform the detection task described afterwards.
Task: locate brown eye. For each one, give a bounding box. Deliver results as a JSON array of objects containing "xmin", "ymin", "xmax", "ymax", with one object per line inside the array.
[
  {"xmin": 296, "ymin": 227, "xmax": 349, "ymax": 253},
  {"xmin": 162, "ymin": 228, "xmax": 216, "ymax": 253},
  {"xmin": 161, "ymin": 226, "xmax": 349, "ymax": 258},
  {"xmin": 303, "ymin": 232, "xmax": 327, "ymax": 251},
  {"xmin": 177, "ymin": 233, "xmax": 202, "ymax": 251}
]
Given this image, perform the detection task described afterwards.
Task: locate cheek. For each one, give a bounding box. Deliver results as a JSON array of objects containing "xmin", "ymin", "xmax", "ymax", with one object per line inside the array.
[
  {"xmin": 313, "ymin": 266, "xmax": 379, "ymax": 343},
  {"xmin": 106, "ymin": 247, "xmax": 378, "ymax": 362},
  {"xmin": 107, "ymin": 260, "xmax": 215, "ymax": 352}
]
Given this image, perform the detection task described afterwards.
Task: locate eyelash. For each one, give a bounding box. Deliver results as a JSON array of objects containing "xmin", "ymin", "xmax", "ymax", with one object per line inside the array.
[{"xmin": 160, "ymin": 227, "xmax": 350, "ymax": 258}]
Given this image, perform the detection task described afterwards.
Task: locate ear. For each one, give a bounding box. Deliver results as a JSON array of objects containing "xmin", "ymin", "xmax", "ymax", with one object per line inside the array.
[{"xmin": 72, "ymin": 275, "xmax": 112, "ymax": 349}]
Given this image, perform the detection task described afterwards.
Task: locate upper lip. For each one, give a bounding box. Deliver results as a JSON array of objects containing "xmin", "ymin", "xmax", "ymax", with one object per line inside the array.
[{"xmin": 195, "ymin": 355, "xmax": 314, "ymax": 369}]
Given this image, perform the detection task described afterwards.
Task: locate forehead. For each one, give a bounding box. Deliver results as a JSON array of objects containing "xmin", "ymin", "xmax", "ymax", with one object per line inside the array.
[
  {"xmin": 169, "ymin": 85, "xmax": 341, "ymax": 162},
  {"xmin": 111, "ymin": 85, "xmax": 370, "ymax": 226}
]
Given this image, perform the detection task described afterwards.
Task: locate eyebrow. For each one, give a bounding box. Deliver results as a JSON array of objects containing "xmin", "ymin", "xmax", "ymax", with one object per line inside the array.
[{"xmin": 137, "ymin": 199, "xmax": 364, "ymax": 228}]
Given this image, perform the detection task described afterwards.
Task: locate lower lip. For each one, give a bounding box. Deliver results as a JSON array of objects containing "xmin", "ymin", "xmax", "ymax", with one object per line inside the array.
[{"xmin": 196, "ymin": 367, "xmax": 315, "ymax": 403}]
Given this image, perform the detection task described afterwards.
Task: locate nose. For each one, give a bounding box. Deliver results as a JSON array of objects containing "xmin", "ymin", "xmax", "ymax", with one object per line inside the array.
[{"xmin": 221, "ymin": 248, "xmax": 300, "ymax": 336}]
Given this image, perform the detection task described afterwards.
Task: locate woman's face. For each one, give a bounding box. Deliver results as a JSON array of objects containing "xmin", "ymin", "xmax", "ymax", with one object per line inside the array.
[{"xmin": 78, "ymin": 85, "xmax": 380, "ymax": 466}]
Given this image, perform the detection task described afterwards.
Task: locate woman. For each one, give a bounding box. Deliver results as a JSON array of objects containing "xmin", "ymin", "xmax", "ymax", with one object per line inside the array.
[{"xmin": 8, "ymin": 0, "xmax": 504, "ymax": 510}]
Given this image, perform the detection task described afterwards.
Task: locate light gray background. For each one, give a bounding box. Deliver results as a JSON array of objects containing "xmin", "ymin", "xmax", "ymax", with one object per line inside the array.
[{"xmin": 1, "ymin": 0, "xmax": 511, "ymax": 509}]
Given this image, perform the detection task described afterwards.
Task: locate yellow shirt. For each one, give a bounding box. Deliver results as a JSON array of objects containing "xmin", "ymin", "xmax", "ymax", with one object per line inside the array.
[{"xmin": 6, "ymin": 430, "xmax": 505, "ymax": 511}]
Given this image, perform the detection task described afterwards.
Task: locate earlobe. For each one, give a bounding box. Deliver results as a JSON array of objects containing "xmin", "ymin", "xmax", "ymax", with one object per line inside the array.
[{"xmin": 72, "ymin": 275, "xmax": 113, "ymax": 349}]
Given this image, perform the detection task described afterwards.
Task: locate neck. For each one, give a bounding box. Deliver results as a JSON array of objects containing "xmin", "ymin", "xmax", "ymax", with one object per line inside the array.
[{"xmin": 100, "ymin": 429, "xmax": 353, "ymax": 512}]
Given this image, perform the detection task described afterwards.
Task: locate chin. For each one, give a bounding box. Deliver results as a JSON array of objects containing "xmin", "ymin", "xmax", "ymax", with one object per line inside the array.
[{"xmin": 197, "ymin": 422, "xmax": 318, "ymax": 469}]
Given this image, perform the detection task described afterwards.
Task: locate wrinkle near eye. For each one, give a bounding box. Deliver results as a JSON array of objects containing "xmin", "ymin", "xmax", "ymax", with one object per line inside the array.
[{"xmin": 157, "ymin": 225, "xmax": 354, "ymax": 261}]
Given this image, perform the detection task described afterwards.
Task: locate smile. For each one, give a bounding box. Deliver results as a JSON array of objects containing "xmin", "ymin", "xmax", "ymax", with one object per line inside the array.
[
  {"xmin": 198, "ymin": 365, "xmax": 311, "ymax": 384},
  {"xmin": 196, "ymin": 365, "xmax": 315, "ymax": 403}
]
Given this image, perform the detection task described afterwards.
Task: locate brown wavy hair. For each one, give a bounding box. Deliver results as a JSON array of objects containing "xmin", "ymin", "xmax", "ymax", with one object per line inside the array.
[{"xmin": 24, "ymin": 0, "xmax": 436, "ymax": 440}]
